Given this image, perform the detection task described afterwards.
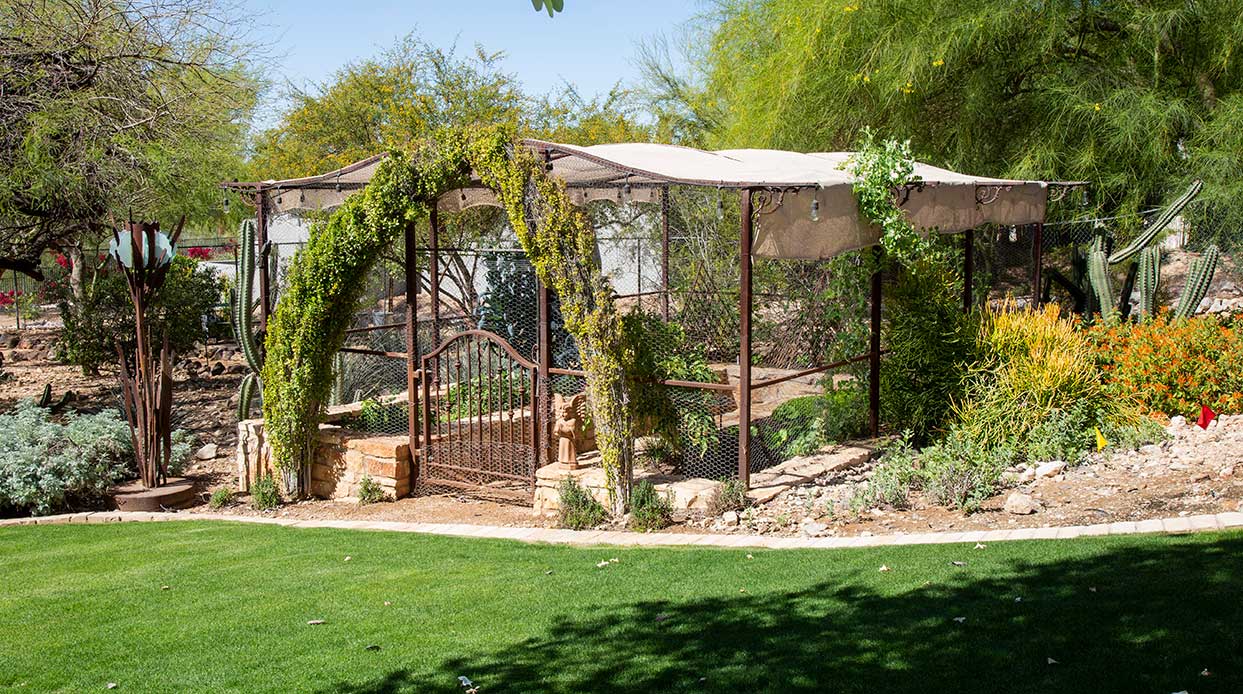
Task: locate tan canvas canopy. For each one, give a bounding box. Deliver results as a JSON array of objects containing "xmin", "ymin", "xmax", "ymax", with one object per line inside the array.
[{"xmin": 224, "ymin": 139, "xmax": 1077, "ymax": 260}]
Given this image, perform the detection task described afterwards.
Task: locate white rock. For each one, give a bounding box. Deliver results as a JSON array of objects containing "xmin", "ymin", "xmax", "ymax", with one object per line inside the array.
[
  {"xmin": 195, "ymin": 443, "xmax": 218, "ymax": 460},
  {"xmin": 1017, "ymin": 468, "xmax": 1036, "ymax": 484},
  {"xmin": 1004, "ymin": 492, "xmax": 1040, "ymax": 515},
  {"xmin": 1035, "ymin": 461, "xmax": 1066, "ymax": 478},
  {"xmin": 800, "ymin": 518, "xmax": 829, "ymax": 537},
  {"xmin": 1170, "ymin": 415, "xmax": 1188, "ymax": 429},
  {"xmin": 721, "ymin": 511, "xmax": 740, "ymax": 527}
]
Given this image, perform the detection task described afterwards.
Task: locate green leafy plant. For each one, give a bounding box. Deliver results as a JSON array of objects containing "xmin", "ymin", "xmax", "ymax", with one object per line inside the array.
[
  {"xmin": 705, "ymin": 477, "xmax": 748, "ymax": 517},
  {"xmin": 628, "ymin": 479, "xmax": 673, "ymax": 532},
  {"xmin": 208, "ymin": 487, "xmax": 235, "ymax": 509},
  {"xmin": 477, "ymin": 252, "xmax": 577, "ymax": 364},
  {"xmin": 844, "ymin": 128, "xmax": 926, "ymax": 265},
  {"xmin": 0, "ymin": 402, "xmax": 132, "ymax": 516},
  {"xmin": 356, "ymin": 475, "xmax": 388, "ymax": 504},
  {"xmin": 250, "ymin": 474, "xmax": 280, "ymax": 511},
  {"xmin": 557, "ymin": 477, "xmax": 608, "ymax": 530}
]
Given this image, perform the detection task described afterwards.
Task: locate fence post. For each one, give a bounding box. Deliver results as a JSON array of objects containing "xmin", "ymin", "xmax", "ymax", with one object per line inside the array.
[
  {"xmin": 737, "ymin": 189, "xmax": 753, "ymax": 488},
  {"xmin": 405, "ymin": 219, "xmax": 420, "ymax": 485},
  {"xmin": 1032, "ymin": 222, "xmax": 1044, "ymax": 307},
  {"xmin": 256, "ymin": 190, "xmax": 271, "ymax": 332},
  {"xmin": 963, "ymin": 228, "xmax": 974, "ymax": 313},
  {"xmin": 869, "ymin": 247, "xmax": 883, "ymax": 438},
  {"xmin": 429, "ymin": 207, "xmax": 441, "ymax": 347},
  {"xmin": 661, "ymin": 187, "xmax": 671, "ymax": 321},
  {"xmin": 537, "ymin": 278, "xmax": 552, "ymax": 467}
]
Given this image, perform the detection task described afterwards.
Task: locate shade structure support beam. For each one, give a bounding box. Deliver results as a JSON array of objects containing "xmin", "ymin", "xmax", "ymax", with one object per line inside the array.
[
  {"xmin": 1032, "ymin": 222, "xmax": 1044, "ymax": 307},
  {"xmin": 256, "ymin": 191, "xmax": 271, "ymax": 332},
  {"xmin": 537, "ymin": 278, "xmax": 552, "ymax": 466},
  {"xmin": 661, "ymin": 187, "xmax": 671, "ymax": 321},
  {"xmin": 963, "ymin": 228, "xmax": 974, "ymax": 313},
  {"xmin": 869, "ymin": 247, "xmax": 882, "ymax": 438},
  {"xmin": 429, "ymin": 207, "xmax": 442, "ymax": 347},
  {"xmin": 737, "ymin": 189, "xmax": 754, "ymax": 487},
  {"xmin": 404, "ymin": 220, "xmax": 421, "ymax": 475}
]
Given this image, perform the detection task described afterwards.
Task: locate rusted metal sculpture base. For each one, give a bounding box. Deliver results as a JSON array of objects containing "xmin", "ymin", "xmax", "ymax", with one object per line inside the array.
[{"xmin": 111, "ymin": 478, "xmax": 195, "ymax": 512}]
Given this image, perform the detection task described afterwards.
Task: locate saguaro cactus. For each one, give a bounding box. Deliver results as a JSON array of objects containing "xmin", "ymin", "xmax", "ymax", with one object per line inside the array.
[
  {"xmin": 233, "ymin": 219, "xmax": 263, "ymax": 419},
  {"xmin": 1173, "ymin": 245, "xmax": 1220, "ymax": 319}
]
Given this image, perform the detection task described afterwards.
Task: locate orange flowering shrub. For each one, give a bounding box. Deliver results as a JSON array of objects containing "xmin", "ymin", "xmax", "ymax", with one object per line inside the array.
[{"xmin": 1085, "ymin": 314, "xmax": 1243, "ymax": 419}]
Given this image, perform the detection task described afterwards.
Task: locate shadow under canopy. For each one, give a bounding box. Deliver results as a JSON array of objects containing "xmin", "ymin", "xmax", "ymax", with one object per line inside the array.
[{"xmin": 317, "ymin": 534, "xmax": 1243, "ymax": 694}]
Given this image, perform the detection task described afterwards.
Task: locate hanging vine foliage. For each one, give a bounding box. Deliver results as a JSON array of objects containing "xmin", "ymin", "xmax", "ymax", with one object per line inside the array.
[{"xmin": 262, "ymin": 127, "xmax": 636, "ymax": 511}]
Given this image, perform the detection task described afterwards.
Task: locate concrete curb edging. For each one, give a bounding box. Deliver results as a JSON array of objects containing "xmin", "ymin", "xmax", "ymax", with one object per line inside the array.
[{"xmin": 3, "ymin": 510, "xmax": 1242, "ymax": 549}]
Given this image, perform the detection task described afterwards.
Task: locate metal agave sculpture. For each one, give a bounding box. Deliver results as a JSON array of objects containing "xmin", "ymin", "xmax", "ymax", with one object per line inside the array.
[
  {"xmin": 232, "ymin": 219, "xmax": 264, "ymax": 419},
  {"xmin": 110, "ymin": 216, "xmax": 184, "ymax": 488}
]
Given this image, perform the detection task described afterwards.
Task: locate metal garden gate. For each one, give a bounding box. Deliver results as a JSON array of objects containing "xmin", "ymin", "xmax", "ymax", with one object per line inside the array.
[{"xmin": 417, "ymin": 330, "xmax": 541, "ymax": 497}]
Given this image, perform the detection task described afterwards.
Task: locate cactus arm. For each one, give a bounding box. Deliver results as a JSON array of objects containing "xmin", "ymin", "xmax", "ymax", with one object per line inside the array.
[
  {"xmin": 1107, "ymin": 180, "xmax": 1202, "ymax": 264},
  {"xmin": 237, "ymin": 372, "xmax": 257, "ymax": 420},
  {"xmin": 234, "ymin": 220, "xmax": 263, "ymax": 374},
  {"xmin": 1135, "ymin": 246, "xmax": 1161, "ymax": 319},
  {"xmin": 1174, "ymin": 244, "xmax": 1220, "ymax": 319},
  {"xmin": 1088, "ymin": 246, "xmax": 1118, "ymax": 324}
]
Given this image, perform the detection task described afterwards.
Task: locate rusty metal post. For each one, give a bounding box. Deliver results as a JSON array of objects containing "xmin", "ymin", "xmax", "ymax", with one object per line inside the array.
[
  {"xmin": 404, "ymin": 220, "xmax": 420, "ymax": 483},
  {"xmin": 256, "ymin": 190, "xmax": 271, "ymax": 331},
  {"xmin": 661, "ymin": 187, "xmax": 671, "ymax": 321},
  {"xmin": 1031, "ymin": 222, "xmax": 1044, "ymax": 307},
  {"xmin": 737, "ymin": 189, "xmax": 753, "ymax": 487},
  {"xmin": 537, "ymin": 278, "xmax": 552, "ymax": 467},
  {"xmin": 869, "ymin": 247, "xmax": 883, "ymax": 437},
  {"xmin": 963, "ymin": 228, "xmax": 974, "ymax": 313},
  {"xmin": 429, "ymin": 206, "xmax": 441, "ymax": 346}
]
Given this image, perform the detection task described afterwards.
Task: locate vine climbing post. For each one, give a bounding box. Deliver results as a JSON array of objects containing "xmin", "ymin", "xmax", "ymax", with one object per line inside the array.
[
  {"xmin": 737, "ymin": 188, "xmax": 753, "ymax": 487},
  {"xmin": 429, "ymin": 206, "xmax": 441, "ymax": 345},
  {"xmin": 538, "ymin": 278, "xmax": 552, "ymax": 463},
  {"xmin": 405, "ymin": 219, "xmax": 420, "ymax": 471}
]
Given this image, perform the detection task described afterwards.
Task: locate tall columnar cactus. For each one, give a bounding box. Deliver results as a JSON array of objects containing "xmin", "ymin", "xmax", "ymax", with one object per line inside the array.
[
  {"xmin": 1087, "ymin": 243, "xmax": 1117, "ymax": 324},
  {"xmin": 1135, "ymin": 246, "xmax": 1161, "ymax": 319},
  {"xmin": 233, "ymin": 219, "xmax": 263, "ymax": 419},
  {"xmin": 1107, "ymin": 179, "xmax": 1202, "ymax": 264},
  {"xmin": 1173, "ymin": 244, "xmax": 1220, "ymax": 319}
]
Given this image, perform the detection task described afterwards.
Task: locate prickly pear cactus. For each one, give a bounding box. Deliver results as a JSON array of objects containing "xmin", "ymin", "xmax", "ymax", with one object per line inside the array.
[
  {"xmin": 1173, "ymin": 244, "xmax": 1220, "ymax": 319},
  {"xmin": 1135, "ymin": 246, "xmax": 1161, "ymax": 319},
  {"xmin": 233, "ymin": 219, "xmax": 263, "ymax": 419}
]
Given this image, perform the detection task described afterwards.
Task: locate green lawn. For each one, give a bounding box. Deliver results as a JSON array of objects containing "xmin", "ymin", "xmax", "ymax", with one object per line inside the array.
[{"xmin": 1, "ymin": 522, "xmax": 1241, "ymax": 693}]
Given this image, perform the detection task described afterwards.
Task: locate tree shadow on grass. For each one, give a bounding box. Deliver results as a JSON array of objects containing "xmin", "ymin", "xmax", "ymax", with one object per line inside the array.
[{"xmin": 321, "ymin": 536, "xmax": 1243, "ymax": 694}]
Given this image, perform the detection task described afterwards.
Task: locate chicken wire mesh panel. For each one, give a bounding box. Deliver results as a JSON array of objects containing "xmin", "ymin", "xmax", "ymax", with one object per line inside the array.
[{"xmin": 330, "ymin": 323, "xmax": 410, "ymax": 437}]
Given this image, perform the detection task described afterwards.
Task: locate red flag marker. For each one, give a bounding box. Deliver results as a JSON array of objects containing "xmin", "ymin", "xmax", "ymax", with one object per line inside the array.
[{"xmin": 1197, "ymin": 405, "xmax": 1217, "ymax": 430}]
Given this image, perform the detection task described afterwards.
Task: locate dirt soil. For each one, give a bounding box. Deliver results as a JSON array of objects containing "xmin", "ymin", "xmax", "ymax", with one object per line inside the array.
[{"xmin": 4, "ymin": 325, "xmax": 1242, "ymax": 537}]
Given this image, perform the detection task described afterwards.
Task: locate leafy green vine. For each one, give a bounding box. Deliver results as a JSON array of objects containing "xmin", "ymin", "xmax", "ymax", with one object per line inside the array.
[
  {"xmin": 844, "ymin": 128, "xmax": 927, "ymax": 265},
  {"xmin": 262, "ymin": 126, "xmax": 637, "ymax": 512}
]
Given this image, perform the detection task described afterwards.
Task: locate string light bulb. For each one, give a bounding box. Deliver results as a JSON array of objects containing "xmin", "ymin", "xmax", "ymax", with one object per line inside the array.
[
  {"xmin": 810, "ymin": 187, "xmax": 821, "ymax": 222},
  {"xmin": 335, "ymin": 175, "xmax": 342, "ymax": 193},
  {"xmin": 717, "ymin": 188, "xmax": 725, "ymax": 220}
]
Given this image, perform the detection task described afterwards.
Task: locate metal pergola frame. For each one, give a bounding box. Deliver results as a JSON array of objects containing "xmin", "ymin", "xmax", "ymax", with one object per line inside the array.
[{"xmin": 223, "ymin": 142, "xmax": 1085, "ymax": 490}]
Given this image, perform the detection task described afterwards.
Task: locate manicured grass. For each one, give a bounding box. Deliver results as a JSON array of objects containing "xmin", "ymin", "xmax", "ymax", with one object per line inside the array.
[{"xmin": 2, "ymin": 523, "xmax": 1241, "ymax": 693}]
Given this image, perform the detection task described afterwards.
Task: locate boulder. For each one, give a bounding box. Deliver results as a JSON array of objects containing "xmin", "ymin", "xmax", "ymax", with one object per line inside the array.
[
  {"xmin": 195, "ymin": 443, "xmax": 219, "ymax": 460},
  {"xmin": 1035, "ymin": 461, "xmax": 1066, "ymax": 478},
  {"xmin": 1004, "ymin": 492, "xmax": 1040, "ymax": 515},
  {"xmin": 721, "ymin": 511, "xmax": 739, "ymax": 527}
]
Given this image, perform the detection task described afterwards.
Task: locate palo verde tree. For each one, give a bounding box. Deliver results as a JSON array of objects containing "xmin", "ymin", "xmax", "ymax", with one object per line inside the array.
[
  {"xmin": 263, "ymin": 126, "xmax": 637, "ymax": 512},
  {"xmin": 0, "ymin": 0, "xmax": 259, "ymax": 280},
  {"xmin": 652, "ymin": 0, "xmax": 1243, "ymax": 232}
]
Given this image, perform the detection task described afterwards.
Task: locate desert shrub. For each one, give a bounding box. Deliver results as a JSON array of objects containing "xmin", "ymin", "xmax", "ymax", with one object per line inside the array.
[
  {"xmin": 356, "ymin": 475, "xmax": 388, "ymax": 504},
  {"xmin": 557, "ymin": 477, "xmax": 607, "ymax": 530},
  {"xmin": 208, "ymin": 487, "xmax": 235, "ymax": 509},
  {"xmin": 859, "ymin": 429, "xmax": 1014, "ymax": 512},
  {"xmin": 918, "ymin": 432, "xmax": 1015, "ymax": 512},
  {"xmin": 881, "ymin": 247, "xmax": 979, "ymax": 442},
  {"xmin": 1086, "ymin": 313, "xmax": 1243, "ymax": 418},
  {"xmin": 0, "ymin": 403, "xmax": 132, "ymax": 516},
  {"xmin": 705, "ymin": 477, "xmax": 749, "ymax": 516},
  {"xmin": 58, "ymin": 255, "xmax": 224, "ymax": 374},
  {"xmin": 857, "ymin": 432, "xmax": 920, "ymax": 509},
  {"xmin": 250, "ymin": 474, "xmax": 280, "ymax": 510},
  {"xmin": 628, "ymin": 479, "xmax": 673, "ymax": 532}
]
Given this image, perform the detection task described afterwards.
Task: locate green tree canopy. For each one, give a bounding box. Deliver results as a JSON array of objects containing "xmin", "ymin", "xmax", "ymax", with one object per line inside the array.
[
  {"xmin": 650, "ymin": 0, "xmax": 1243, "ymax": 232},
  {"xmin": 0, "ymin": 0, "xmax": 260, "ymax": 278}
]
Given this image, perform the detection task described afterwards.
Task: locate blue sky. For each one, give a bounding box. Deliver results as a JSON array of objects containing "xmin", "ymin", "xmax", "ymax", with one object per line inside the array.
[{"xmin": 246, "ymin": 0, "xmax": 701, "ymax": 126}]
